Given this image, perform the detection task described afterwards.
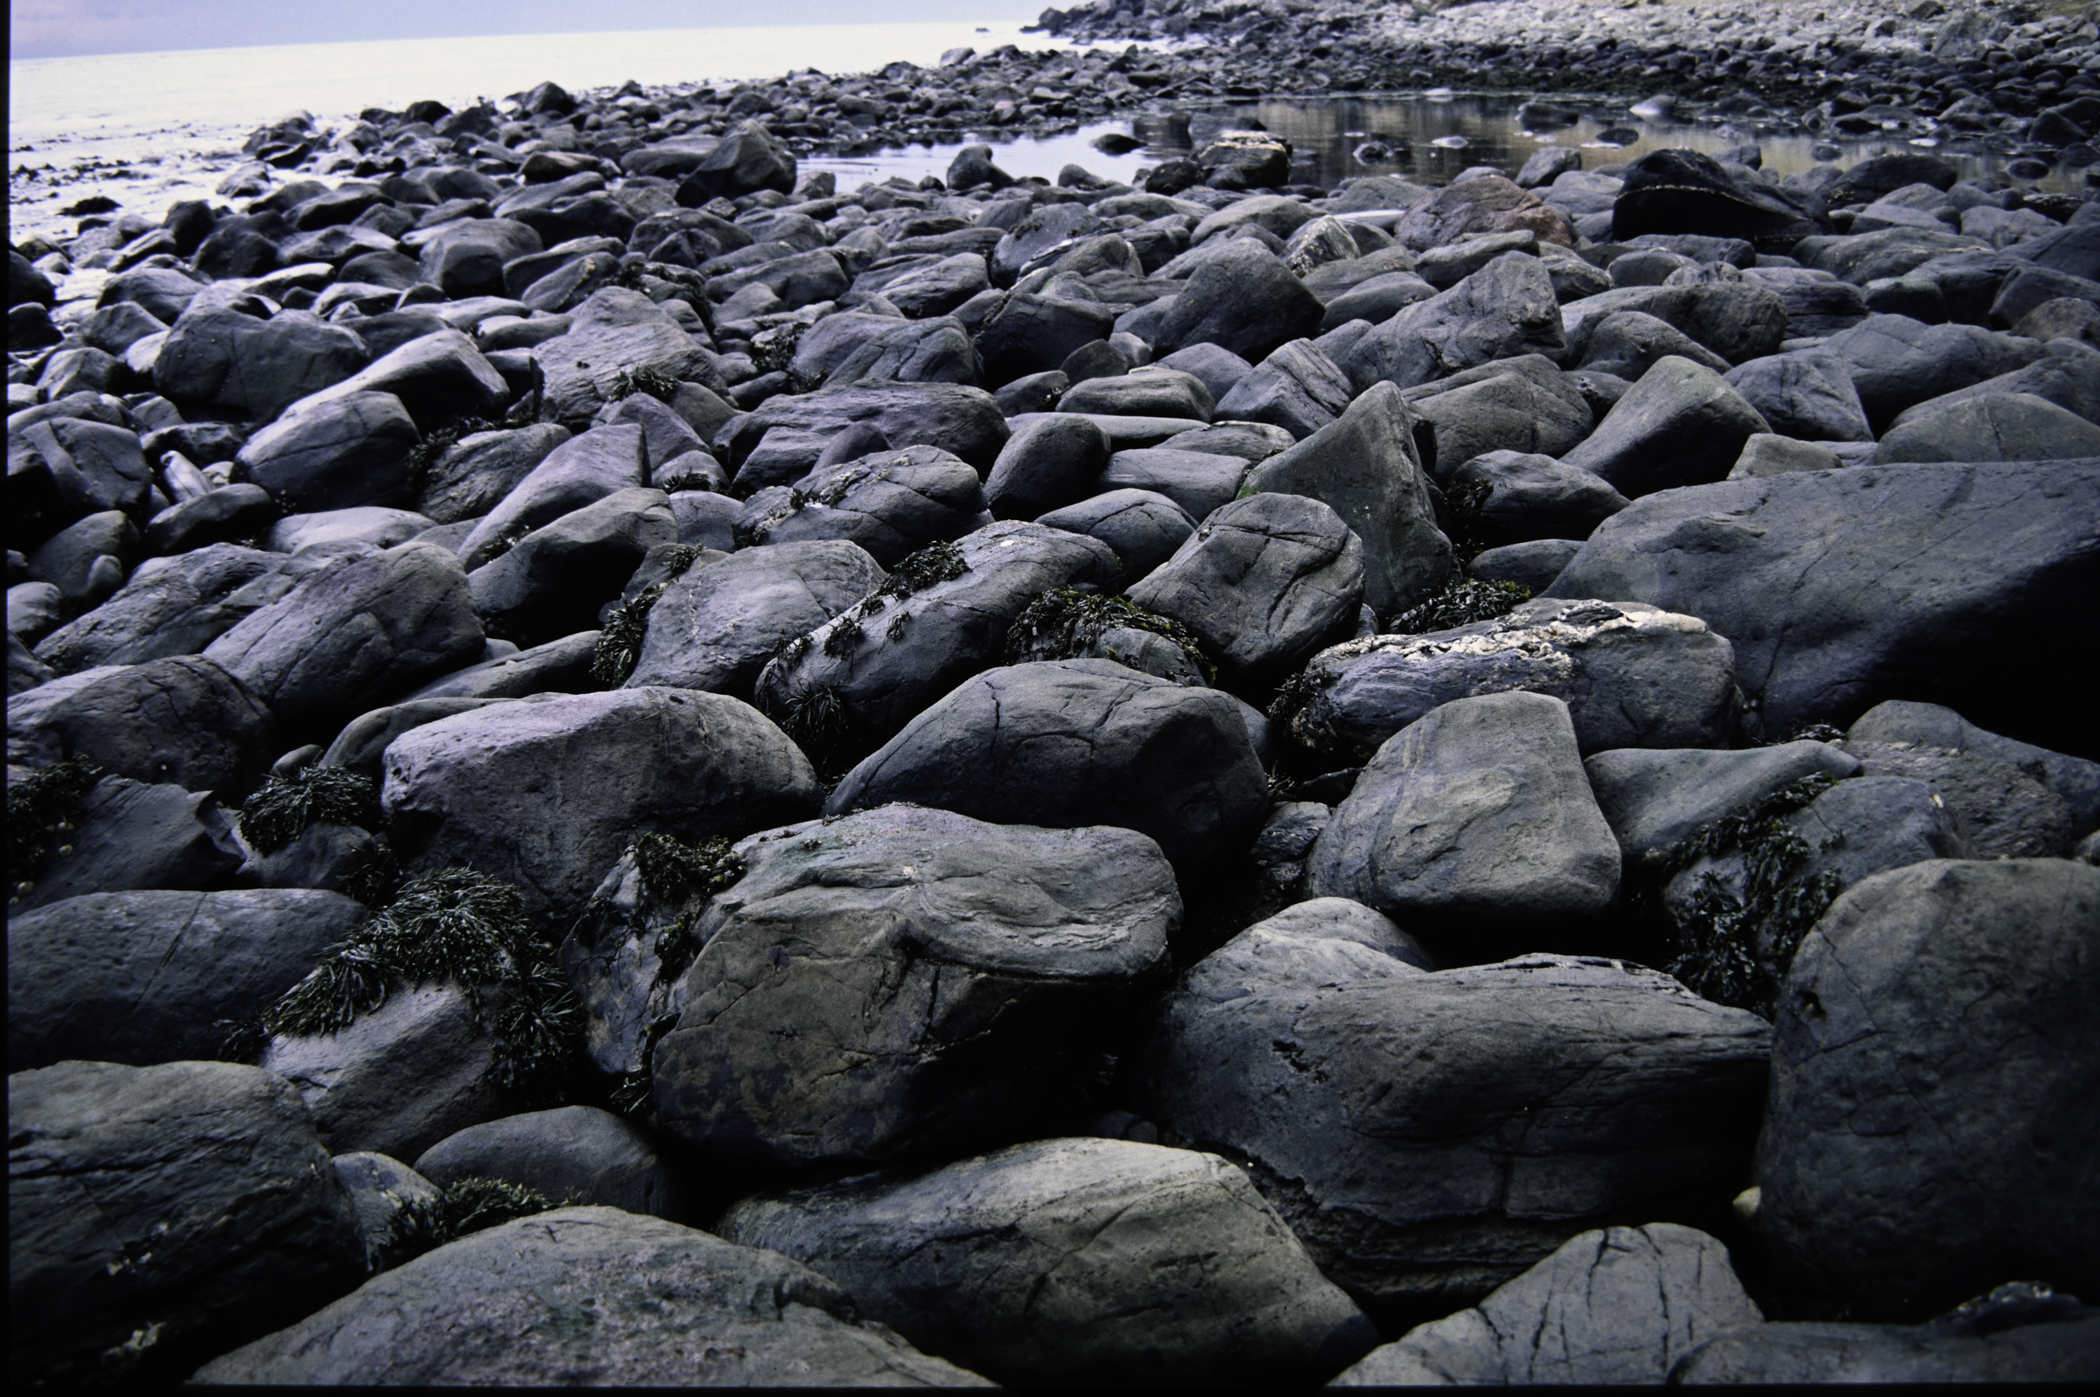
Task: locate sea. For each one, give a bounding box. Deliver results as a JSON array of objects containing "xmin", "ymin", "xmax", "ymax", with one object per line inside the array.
[{"xmin": 8, "ymin": 18, "xmax": 2078, "ymax": 248}]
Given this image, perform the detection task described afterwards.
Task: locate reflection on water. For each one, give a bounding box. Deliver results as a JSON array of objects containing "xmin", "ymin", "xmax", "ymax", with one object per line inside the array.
[{"xmin": 809, "ymin": 92, "xmax": 2083, "ymax": 198}]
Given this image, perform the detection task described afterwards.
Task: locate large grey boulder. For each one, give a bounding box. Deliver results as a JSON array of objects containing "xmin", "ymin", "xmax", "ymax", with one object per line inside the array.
[
  {"xmin": 1286, "ymin": 598, "xmax": 1741, "ymax": 763},
  {"xmin": 151, "ymin": 306, "xmax": 368, "ymax": 423},
  {"xmin": 1876, "ymin": 391, "xmax": 2100, "ymax": 464},
  {"xmin": 458, "ymin": 423, "xmax": 648, "ymax": 571},
  {"xmin": 189, "ymin": 1208, "xmax": 990, "ymax": 1386},
  {"xmin": 1672, "ymin": 1306, "xmax": 2100, "ymax": 1384},
  {"xmin": 1842, "ymin": 741, "xmax": 2076, "ymax": 858},
  {"xmin": 1542, "ymin": 462, "xmax": 2100, "ymax": 755},
  {"xmin": 413, "ymin": 423, "xmax": 570, "ymax": 524},
  {"xmin": 825, "ymin": 660, "xmax": 1269, "ymax": 871},
  {"xmin": 1035, "ymin": 487, "xmax": 1197, "ymax": 584},
  {"xmin": 381, "ymin": 687, "xmax": 818, "ymax": 920},
  {"xmin": 1097, "ymin": 446, "xmax": 1250, "ymax": 521},
  {"xmin": 1243, "ymin": 382, "xmax": 1452, "ymax": 618},
  {"xmin": 1584, "ymin": 740, "xmax": 1864, "ymax": 867},
  {"xmin": 6, "ymin": 654, "xmax": 274, "ymax": 793},
  {"xmin": 1152, "ymin": 237, "xmax": 1326, "ymax": 364},
  {"xmin": 1561, "ymin": 355, "xmax": 1771, "ymax": 498},
  {"xmin": 1127, "ymin": 491, "xmax": 1365, "ymax": 689},
  {"xmin": 1133, "ymin": 941, "xmax": 1770, "ymax": 1310},
  {"xmin": 1847, "ymin": 698, "xmax": 2100, "ymax": 831},
  {"xmin": 30, "ymin": 544, "xmax": 292, "ymax": 675},
  {"xmin": 414, "ymin": 1106, "xmax": 688, "ymax": 1220},
  {"xmin": 1305, "ymin": 691, "xmax": 1621, "ymax": 947},
  {"xmin": 1332, "ymin": 1225, "xmax": 1763, "ymax": 1386},
  {"xmin": 1722, "ymin": 349, "xmax": 1874, "ymax": 443},
  {"xmin": 1556, "ymin": 281, "xmax": 1789, "ymax": 367},
  {"xmin": 1402, "ymin": 355, "xmax": 1595, "ymax": 478},
  {"xmin": 722, "ymin": 381, "xmax": 1010, "ymax": 474},
  {"xmin": 9, "ymin": 1060, "xmax": 366, "ymax": 1386},
  {"xmin": 532, "ymin": 287, "xmax": 710, "ymax": 423},
  {"xmin": 1819, "ymin": 314, "xmax": 2044, "ymax": 427},
  {"xmin": 651, "ymin": 805, "xmax": 1176, "ymax": 1168},
  {"xmin": 984, "ymin": 413, "xmax": 1114, "ymax": 521},
  {"xmin": 7, "ymin": 889, "xmax": 368, "ymax": 1071},
  {"xmin": 1756, "ymin": 859, "xmax": 2100, "ymax": 1318},
  {"xmin": 233, "ymin": 390, "xmax": 420, "ymax": 512},
  {"xmin": 1339, "ymin": 252, "xmax": 1565, "ymax": 394},
  {"xmin": 280, "ymin": 328, "xmax": 508, "ymax": 433},
  {"xmin": 12, "ymin": 775, "xmax": 244, "ymax": 911},
  {"xmin": 1445, "ymin": 450, "xmax": 1629, "ymax": 546},
  {"xmin": 719, "ymin": 1137, "xmax": 1376, "ymax": 1387},
  {"xmin": 752, "ymin": 521, "xmax": 1120, "ymax": 760},
  {"xmin": 1213, "ymin": 338, "xmax": 1354, "ymax": 440},
  {"xmin": 739, "ymin": 445, "xmax": 986, "ymax": 565},
  {"xmin": 202, "ymin": 540, "xmax": 484, "ymax": 737},
  {"xmin": 466, "ymin": 487, "xmax": 676, "ymax": 645},
  {"xmin": 627, "ymin": 539, "xmax": 884, "ymax": 696}
]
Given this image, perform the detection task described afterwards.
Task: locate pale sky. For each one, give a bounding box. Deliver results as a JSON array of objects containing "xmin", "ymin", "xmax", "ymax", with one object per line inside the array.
[{"xmin": 10, "ymin": 1, "xmax": 1051, "ymax": 59}]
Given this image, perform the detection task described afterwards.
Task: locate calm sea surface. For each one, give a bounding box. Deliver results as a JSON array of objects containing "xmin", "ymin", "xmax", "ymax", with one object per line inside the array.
[{"xmin": 9, "ymin": 21, "xmax": 2075, "ymax": 245}]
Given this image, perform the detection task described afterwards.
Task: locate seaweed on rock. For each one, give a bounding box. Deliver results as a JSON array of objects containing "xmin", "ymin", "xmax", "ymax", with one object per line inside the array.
[
  {"xmin": 625, "ymin": 830, "xmax": 744, "ymax": 907},
  {"xmin": 1004, "ymin": 585, "xmax": 1217, "ymax": 684},
  {"xmin": 606, "ymin": 366, "xmax": 680, "ymax": 403},
  {"xmin": 237, "ymin": 765, "xmax": 383, "ymax": 854},
  {"xmin": 379, "ymin": 1175, "xmax": 578, "ymax": 1268},
  {"xmin": 8, "ymin": 756, "xmax": 102, "ymax": 894},
  {"xmin": 259, "ymin": 867, "xmax": 580, "ymax": 1095},
  {"xmin": 1385, "ymin": 576, "xmax": 1533, "ymax": 635},
  {"xmin": 591, "ymin": 582, "xmax": 669, "ymax": 686}
]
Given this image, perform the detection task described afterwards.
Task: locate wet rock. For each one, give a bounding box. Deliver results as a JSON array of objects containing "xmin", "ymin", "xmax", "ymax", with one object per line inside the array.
[
  {"xmin": 1290, "ymin": 598, "xmax": 1740, "ymax": 763},
  {"xmin": 1403, "ymin": 356, "xmax": 1595, "ymax": 477},
  {"xmin": 1822, "ymin": 315, "xmax": 2049, "ymax": 428},
  {"xmin": 414, "ymin": 218, "xmax": 544, "ymax": 298},
  {"xmin": 1445, "ymin": 450, "xmax": 1629, "ymax": 546},
  {"xmin": 6, "ymin": 888, "xmax": 368, "ymax": 1071},
  {"xmin": 739, "ymin": 446, "xmax": 983, "ymax": 565},
  {"xmin": 1561, "ymin": 355, "xmax": 1771, "ymax": 498},
  {"xmin": 267, "ymin": 505, "xmax": 433, "ymax": 555},
  {"xmin": 1842, "ymin": 741, "xmax": 2075, "ymax": 859},
  {"xmin": 203, "ymin": 540, "xmax": 484, "ymax": 737},
  {"xmin": 1034, "ymin": 487, "xmax": 1196, "ymax": 583},
  {"xmin": 1672, "ymin": 1304, "xmax": 2100, "ymax": 1384},
  {"xmin": 144, "ymin": 484, "xmax": 279, "ymax": 554},
  {"xmin": 723, "ymin": 381, "xmax": 1010, "ymax": 474},
  {"xmin": 1097, "ymin": 447, "xmax": 1248, "ymax": 520},
  {"xmin": 719, "ymin": 1137, "xmax": 1374, "ymax": 1387},
  {"xmin": 1723, "ymin": 349, "xmax": 1874, "ymax": 443},
  {"xmin": 1585, "ymin": 740, "xmax": 1864, "ymax": 868},
  {"xmin": 1393, "ymin": 175, "xmax": 1575, "ymax": 252},
  {"xmin": 1559, "ymin": 281, "xmax": 1789, "ymax": 368},
  {"xmin": 468, "ymin": 488, "xmax": 675, "ymax": 645},
  {"xmin": 827, "ymin": 659, "xmax": 1268, "ymax": 871},
  {"xmin": 1126, "ymin": 491, "xmax": 1364, "ymax": 690},
  {"xmin": 152, "ymin": 307, "xmax": 369, "ymax": 423},
  {"xmin": 285, "ymin": 328, "xmax": 508, "ymax": 433},
  {"xmin": 414, "ymin": 1106, "xmax": 688, "ymax": 1220},
  {"xmin": 8, "ymin": 1060, "xmax": 366, "ymax": 1387},
  {"xmin": 1243, "ymin": 382, "xmax": 1450, "ymax": 618},
  {"xmin": 1213, "ymin": 339, "xmax": 1353, "ymax": 440},
  {"xmin": 975, "ymin": 292, "xmax": 1120, "ymax": 384},
  {"xmin": 985, "ymin": 412, "xmax": 1113, "ymax": 520},
  {"xmin": 1847, "ymin": 698, "xmax": 2100, "ymax": 831},
  {"xmin": 191, "ymin": 1208, "xmax": 988, "ymax": 1385},
  {"xmin": 30, "ymin": 543, "xmax": 287, "ymax": 674},
  {"xmin": 1757, "ymin": 860, "xmax": 2100, "ymax": 1319},
  {"xmin": 1544, "ymin": 462, "xmax": 2100, "ymax": 753},
  {"xmin": 1306, "ymin": 691, "xmax": 1621, "ymax": 943},
  {"xmin": 627, "ymin": 539, "xmax": 883, "ymax": 695},
  {"xmin": 1333, "ymin": 1225, "xmax": 1763, "ymax": 1386},
  {"xmin": 753, "ymin": 520, "xmax": 1119, "ymax": 758},
  {"xmin": 1152, "ymin": 238, "xmax": 1326, "ymax": 364},
  {"xmin": 10, "ymin": 415, "xmax": 154, "ymax": 548},
  {"xmin": 6, "ymin": 654, "xmax": 273, "ymax": 793},
  {"xmin": 13, "ymin": 775, "xmax": 244, "ymax": 911},
  {"xmin": 535, "ymin": 288, "xmax": 711, "ymax": 424},
  {"xmin": 1611, "ymin": 148, "xmax": 1825, "ymax": 249},
  {"xmin": 1134, "ymin": 943, "xmax": 1769, "ymax": 1311},
  {"xmin": 1057, "ymin": 367, "xmax": 1214, "ymax": 421},
  {"xmin": 458, "ymin": 424, "xmax": 647, "ymax": 570},
  {"xmin": 233, "ymin": 390, "xmax": 420, "ymax": 511},
  {"xmin": 1467, "ymin": 538, "xmax": 1580, "ymax": 593},
  {"xmin": 651, "ymin": 804, "xmax": 1176, "ymax": 1168},
  {"xmin": 382, "ymin": 687, "xmax": 817, "ymax": 921},
  {"xmin": 1340, "ymin": 252, "xmax": 1565, "ymax": 394},
  {"xmin": 1875, "ymin": 392, "xmax": 2100, "ymax": 464}
]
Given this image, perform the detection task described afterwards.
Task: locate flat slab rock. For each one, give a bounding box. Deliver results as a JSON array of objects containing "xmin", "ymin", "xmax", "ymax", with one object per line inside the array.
[
  {"xmin": 718, "ymin": 1136, "xmax": 1376, "ymax": 1386},
  {"xmin": 189, "ymin": 1207, "xmax": 991, "ymax": 1386},
  {"xmin": 651, "ymin": 804, "xmax": 1177, "ymax": 1169}
]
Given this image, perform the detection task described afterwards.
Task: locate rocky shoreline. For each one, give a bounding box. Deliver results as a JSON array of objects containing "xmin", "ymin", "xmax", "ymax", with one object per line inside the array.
[{"xmin": 10, "ymin": 0, "xmax": 2100, "ymax": 1386}]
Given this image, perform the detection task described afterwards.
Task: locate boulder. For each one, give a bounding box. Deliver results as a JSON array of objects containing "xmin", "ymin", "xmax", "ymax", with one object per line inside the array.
[
  {"xmin": 404, "ymin": 631, "xmax": 600, "ymax": 702},
  {"xmin": 1542, "ymin": 462, "xmax": 2100, "ymax": 755},
  {"xmin": 203, "ymin": 540, "xmax": 484, "ymax": 737},
  {"xmin": 413, "ymin": 217, "xmax": 543, "ymax": 298},
  {"xmin": 1819, "ymin": 314, "xmax": 2044, "ymax": 428},
  {"xmin": 265, "ymin": 505, "xmax": 433, "ymax": 555},
  {"xmin": 1846, "ymin": 698, "xmax": 2100, "ymax": 831},
  {"xmin": 984, "ymin": 412, "xmax": 1113, "ymax": 520},
  {"xmin": 142, "ymin": 484, "xmax": 279, "ymax": 555},
  {"xmin": 7, "ymin": 653, "xmax": 272, "ymax": 793},
  {"xmin": 1392, "ymin": 175, "xmax": 1575, "ymax": 252},
  {"xmin": 678, "ymin": 124, "xmax": 796, "ymax": 201},
  {"xmin": 1584, "ymin": 740, "xmax": 1865, "ymax": 868},
  {"xmin": 467, "ymin": 487, "xmax": 676, "ymax": 645},
  {"xmin": 1242, "ymin": 382, "xmax": 1451, "ymax": 618},
  {"xmin": 1757, "ymin": 860, "xmax": 2100, "ymax": 1318},
  {"xmin": 10, "ymin": 415, "xmax": 155, "ymax": 548},
  {"xmin": 722, "ymin": 381, "xmax": 1010, "ymax": 473},
  {"xmin": 1097, "ymin": 447, "xmax": 1249, "ymax": 521},
  {"xmin": 1402, "ymin": 355, "xmax": 1595, "ymax": 478},
  {"xmin": 9, "ymin": 1060, "xmax": 367, "ymax": 1386},
  {"xmin": 1843, "ymin": 738, "xmax": 2074, "ymax": 859},
  {"xmin": 752, "ymin": 521, "xmax": 1120, "ymax": 761},
  {"xmin": 414, "ymin": 1106, "xmax": 687, "ymax": 1220},
  {"xmin": 1213, "ymin": 339, "xmax": 1354, "ymax": 440},
  {"xmin": 1057, "ymin": 367, "xmax": 1215, "ymax": 422},
  {"xmin": 1611, "ymin": 148, "xmax": 1826, "ymax": 248},
  {"xmin": 1722, "ymin": 350, "xmax": 1874, "ymax": 443},
  {"xmin": 13, "ymin": 775, "xmax": 244, "ymax": 911},
  {"xmin": 233, "ymin": 390, "xmax": 420, "ymax": 511},
  {"xmin": 825, "ymin": 659, "xmax": 1269, "ymax": 871},
  {"xmin": 1468, "ymin": 538, "xmax": 1582, "ymax": 593},
  {"xmin": 627, "ymin": 539, "xmax": 885, "ymax": 695},
  {"xmin": 1561, "ymin": 356, "xmax": 1771, "ymax": 498},
  {"xmin": 1339, "ymin": 252, "xmax": 1566, "ymax": 395},
  {"xmin": 459, "ymin": 424, "xmax": 647, "ymax": 570},
  {"xmin": 190, "ymin": 1208, "xmax": 986, "ymax": 1386},
  {"xmin": 381, "ymin": 687, "xmax": 818, "ymax": 920},
  {"xmin": 414, "ymin": 424, "xmax": 571, "ymax": 524},
  {"xmin": 1151, "ymin": 238, "xmax": 1326, "ymax": 364},
  {"xmin": 1333, "ymin": 1225, "xmax": 1763, "ymax": 1386},
  {"xmin": 1035, "ymin": 487, "xmax": 1197, "ymax": 583},
  {"xmin": 1558, "ymin": 281, "xmax": 1790, "ymax": 368},
  {"xmin": 29, "ymin": 544, "xmax": 288, "ymax": 674},
  {"xmin": 651, "ymin": 805, "xmax": 1176, "ymax": 1167},
  {"xmin": 6, "ymin": 888, "xmax": 368, "ymax": 1071},
  {"xmin": 719, "ymin": 1137, "xmax": 1375, "ymax": 1387},
  {"xmin": 282, "ymin": 328, "xmax": 508, "ymax": 433},
  {"xmin": 534, "ymin": 288, "xmax": 711, "ymax": 424},
  {"xmin": 1672, "ymin": 1307, "xmax": 2100, "ymax": 1384},
  {"xmin": 1126, "ymin": 491, "xmax": 1365, "ymax": 689},
  {"xmin": 1288, "ymin": 598, "xmax": 1741, "ymax": 762},
  {"xmin": 1305, "ymin": 691, "xmax": 1622, "ymax": 946},
  {"xmin": 973, "ymin": 292, "xmax": 1119, "ymax": 384},
  {"xmin": 1876, "ymin": 392, "xmax": 2100, "ymax": 464},
  {"xmin": 1446, "ymin": 450, "xmax": 1629, "ymax": 546},
  {"xmin": 151, "ymin": 307, "xmax": 368, "ymax": 423},
  {"xmin": 1133, "ymin": 941, "xmax": 1770, "ymax": 1310}
]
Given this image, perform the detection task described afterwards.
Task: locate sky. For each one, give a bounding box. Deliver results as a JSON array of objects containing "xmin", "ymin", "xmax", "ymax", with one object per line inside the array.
[{"xmin": 10, "ymin": 1, "xmax": 1053, "ymax": 59}]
